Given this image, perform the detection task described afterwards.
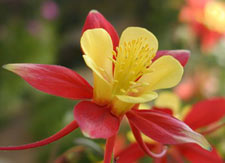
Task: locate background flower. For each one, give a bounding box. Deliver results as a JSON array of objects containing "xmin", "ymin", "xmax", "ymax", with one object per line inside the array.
[
  {"xmin": 115, "ymin": 93, "xmax": 225, "ymax": 162},
  {"xmin": 179, "ymin": 0, "xmax": 225, "ymax": 52}
]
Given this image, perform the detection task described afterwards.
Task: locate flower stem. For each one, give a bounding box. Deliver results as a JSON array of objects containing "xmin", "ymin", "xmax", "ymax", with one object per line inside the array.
[{"xmin": 104, "ymin": 135, "xmax": 117, "ymax": 163}]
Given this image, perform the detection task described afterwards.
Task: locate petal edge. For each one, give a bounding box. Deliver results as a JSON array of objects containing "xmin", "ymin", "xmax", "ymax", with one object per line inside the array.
[{"xmin": 3, "ymin": 64, "xmax": 93, "ymax": 100}]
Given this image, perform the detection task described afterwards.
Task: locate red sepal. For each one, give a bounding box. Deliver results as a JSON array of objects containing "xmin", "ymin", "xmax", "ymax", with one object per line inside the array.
[
  {"xmin": 184, "ymin": 98, "xmax": 225, "ymax": 130},
  {"xmin": 73, "ymin": 101, "xmax": 120, "ymax": 138},
  {"xmin": 128, "ymin": 122, "xmax": 168, "ymax": 158},
  {"xmin": 177, "ymin": 144, "xmax": 223, "ymax": 163},
  {"xmin": 82, "ymin": 10, "xmax": 119, "ymax": 50},
  {"xmin": 3, "ymin": 64, "xmax": 93, "ymax": 100},
  {"xmin": 126, "ymin": 109, "xmax": 209, "ymax": 148},
  {"xmin": 153, "ymin": 50, "xmax": 190, "ymax": 67},
  {"xmin": 0, "ymin": 120, "xmax": 78, "ymax": 150},
  {"xmin": 151, "ymin": 106, "xmax": 173, "ymax": 116}
]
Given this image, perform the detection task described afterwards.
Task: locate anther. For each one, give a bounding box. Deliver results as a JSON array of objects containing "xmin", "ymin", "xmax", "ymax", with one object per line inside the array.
[
  {"xmin": 99, "ymin": 67, "xmax": 105, "ymax": 72},
  {"xmin": 113, "ymin": 80, "xmax": 119, "ymax": 83},
  {"xmin": 131, "ymin": 89, "xmax": 138, "ymax": 93},
  {"xmin": 120, "ymin": 89, "xmax": 126, "ymax": 93},
  {"xmin": 142, "ymin": 82, "xmax": 150, "ymax": 86},
  {"xmin": 112, "ymin": 51, "xmax": 117, "ymax": 57},
  {"xmin": 108, "ymin": 57, "xmax": 117, "ymax": 63},
  {"xmin": 129, "ymin": 81, "xmax": 136, "ymax": 85}
]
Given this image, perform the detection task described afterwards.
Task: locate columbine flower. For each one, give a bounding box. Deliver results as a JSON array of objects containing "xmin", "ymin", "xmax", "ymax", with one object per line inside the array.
[
  {"xmin": 180, "ymin": 0, "xmax": 225, "ymax": 52},
  {"xmin": 116, "ymin": 92, "xmax": 225, "ymax": 163},
  {"xmin": 0, "ymin": 10, "xmax": 210, "ymax": 162}
]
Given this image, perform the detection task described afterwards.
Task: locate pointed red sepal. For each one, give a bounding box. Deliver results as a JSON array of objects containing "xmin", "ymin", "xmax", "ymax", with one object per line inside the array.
[
  {"xmin": 3, "ymin": 64, "xmax": 93, "ymax": 100},
  {"xmin": 82, "ymin": 10, "xmax": 119, "ymax": 50},
  {"xmin": 126, "ymin": 109, "xmax": 210, "ymax": 150},
  {"xmin": 184, "ymin": 98, "xmax": 225, "ymax": 130},
  {"xmin": 128, "ymin": 122, "xmax": 168, "ymax": 159},
  {"xmin": 177, "ymin": 144, "xmax": 223, "ymax": 163},
  {"xmin": 73, "ymin": 101, "xmax": 120, "ymax": 138},
  {"xmin": 0, "ymin": 120, "xmax": 78, "ymax": 150},
  {"xmin": 104, "ymin": 135, "xmax": 117, "ymax": 163},
  {"xmin": 153, "ymin": 50, "xmax": 190, "ymax": 67},
  {"xmin": 151, "ymin": 106, "xmax": 173, "ymax": 116}
]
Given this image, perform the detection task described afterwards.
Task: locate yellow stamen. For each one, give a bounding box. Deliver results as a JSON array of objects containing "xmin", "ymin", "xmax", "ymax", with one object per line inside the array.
[
  {"xmin": 110, "ymin": 37, "xmax": 156, "ymax": 116},
  {"xmin": 112, "ymin": 37, "xmax": 155, "ymax": 96}
]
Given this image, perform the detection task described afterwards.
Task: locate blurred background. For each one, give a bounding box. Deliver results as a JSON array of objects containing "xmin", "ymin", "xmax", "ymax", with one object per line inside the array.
[{"xmin": 0, "ymin": 0, "xmax": 225, "ymax": 162}]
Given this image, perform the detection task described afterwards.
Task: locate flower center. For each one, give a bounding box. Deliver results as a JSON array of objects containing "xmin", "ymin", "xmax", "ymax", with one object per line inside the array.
[
  {"xmin": 204, "ymin": 1, "xmax": 225, "ymax": 33},
  {"xmin": 112, "ymin": 37, "xmax": 155, "ymax": 97}
]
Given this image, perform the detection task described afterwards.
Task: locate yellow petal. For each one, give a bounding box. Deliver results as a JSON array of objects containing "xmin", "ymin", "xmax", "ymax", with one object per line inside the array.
[
  {"xmin": 139, "ymin": 56, "xmax": 183, "ymax": 91},
  {"xmin": 81, "ymin": 28, "xmax": 113, "ymax": 82},
  {"xmin": 93, "ymin": 73, "xmax": 112, "ymax": 106},
  {"xmin": 119, "ymin": 27, "xmax": 158, "ymax": 55},
  {"xmin": 116, "ymin": 91, "xmax": 158, "ymax": 103},
  {"xmin": 82, "ymin": 55, "xmax": 110, "ymax": 84},
  {"xmin": 155, "ymin": 91, "xmax": 181, "ymax": 114}
]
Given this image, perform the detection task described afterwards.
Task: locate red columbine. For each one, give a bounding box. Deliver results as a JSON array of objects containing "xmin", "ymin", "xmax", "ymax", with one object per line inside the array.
[
  {"xmin": 180, "ymin": 0, "xmax": 225, "ymax": 52},
  {"xmin": 0, "ymin": 10, "xmax": 210, "ymax": 163},
  {"xmin": 116, "ymin": 97, "xmax": 225, "ymax": 163}
]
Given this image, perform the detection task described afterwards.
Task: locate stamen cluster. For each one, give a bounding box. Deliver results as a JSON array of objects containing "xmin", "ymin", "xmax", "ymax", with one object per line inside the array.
[{"xmin": 112, "ymin": 37, "xmax": 155, "ymax": 96}]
